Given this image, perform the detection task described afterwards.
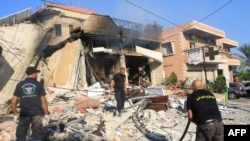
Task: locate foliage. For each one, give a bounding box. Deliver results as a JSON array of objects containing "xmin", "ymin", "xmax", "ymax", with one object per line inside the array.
[
  {"xmin": 206, "ymin": 81, "xmax": 216, "ymax": 93},
  {"xmin": 168, "ymin": 72, "xmax": 178, "ymax": 85},
  {"xmin": 214, "ymin": 75, "xmax": 226, "ymax": 92},
  {"xmin": 234, "ymin": 70, "xmax": 250, "ymax": 82},
  {"xmin": 161, "ymin": 76, "xmax": 171, "ymax": 86},
  {"xmin": 234, "ymin": 43, "xmax": 250, "ymax": 71},
  {"xmin": 161, "ymin": 72, "xmax": 178, "ymax": 86},
  {"xmin": 178, "ymin": 77, "xmax": 190, "ymax": 89}
]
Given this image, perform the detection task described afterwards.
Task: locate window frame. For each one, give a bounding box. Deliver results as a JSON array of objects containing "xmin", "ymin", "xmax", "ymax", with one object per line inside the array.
[
  {"xmin": 161, "ymin": 41, "xmax": 174, "ymax": 56},
  {"xmin": 54, "ymin": 24, "xmax": 62, "ymax": 37}
]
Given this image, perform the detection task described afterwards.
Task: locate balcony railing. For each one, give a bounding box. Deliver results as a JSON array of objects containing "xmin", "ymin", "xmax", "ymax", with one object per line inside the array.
[{"xmin": 184, "ymin": 47, "xmax": 241, "ymax": 66}]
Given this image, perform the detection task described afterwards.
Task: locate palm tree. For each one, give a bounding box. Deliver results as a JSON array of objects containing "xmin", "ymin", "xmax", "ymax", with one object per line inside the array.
[{"xmin": 237, "ymin": 43, "xmax": 250, "ymax": 71}]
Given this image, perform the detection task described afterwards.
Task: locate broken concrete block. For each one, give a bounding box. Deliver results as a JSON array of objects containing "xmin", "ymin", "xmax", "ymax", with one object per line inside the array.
[{"xmin": 85, "ymin": 114, "xmax": 101, "ymax": 126}]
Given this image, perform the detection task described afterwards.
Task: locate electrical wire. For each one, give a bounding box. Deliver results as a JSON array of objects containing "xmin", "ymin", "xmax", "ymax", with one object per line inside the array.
[
  {"xmin": 124, "ymin": 0, "xmax": 182, "ymax": 29},
  {"xmin": 195, "ymin": 0, "xmax": 232, "ymax": 24},
  {"xmin": 124, "ymin": 0, "xmax": 232, "ymax": 40},
  {"xmin": 189, "ymin": 0, "xmax": 248, "ymax": 42}
]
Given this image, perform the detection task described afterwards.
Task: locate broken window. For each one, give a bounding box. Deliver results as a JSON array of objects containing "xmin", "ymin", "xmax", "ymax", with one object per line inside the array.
[
  {"xmin": 54, "ymin": 24, "xmax": 62, "ymax": 36},
  {"xmin": 161, "ymin": 42, "xmax": 174, "ymax": 56}
]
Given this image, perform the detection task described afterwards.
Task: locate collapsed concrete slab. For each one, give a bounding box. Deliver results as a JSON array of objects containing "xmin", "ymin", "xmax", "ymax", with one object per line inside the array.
[{"xmin": 0, "ymin": 23, "xmax": 49, "ymax": 105}]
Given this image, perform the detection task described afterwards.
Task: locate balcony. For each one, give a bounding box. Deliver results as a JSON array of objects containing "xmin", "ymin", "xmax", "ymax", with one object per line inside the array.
[
  {"xmin": 204, "ymin": 51, "xmax": 240, "ymax": 66},
  {"xmin": 185, "ymin": 48, "xmax": 241, "ymax": 66}
]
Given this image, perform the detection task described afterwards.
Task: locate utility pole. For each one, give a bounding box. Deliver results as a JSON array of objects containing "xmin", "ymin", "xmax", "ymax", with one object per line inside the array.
[
  {"xmin": 202, "ymin": 46, "xmax": 208, "ymax": 89},
  {"xmin": 185, "ymin": 45, "xmax": 219, "ymax": 89},
  {"xmin": 202, "ymin": 45, "xmax": 219, "ymax": 89}
]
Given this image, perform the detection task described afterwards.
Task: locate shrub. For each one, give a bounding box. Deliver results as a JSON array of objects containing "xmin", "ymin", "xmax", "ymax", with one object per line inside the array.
[
  {"xmin": 214, "ymin": 75, "xmax": 226, "ymax": 93},
  {"xmin": 161, "ymin": 72, "xmax": 178, "ymax": 86},
  {"xmin": 169, "ymin": 72, "xmax": 178, "ymax": 85},
  {"xmin": 178, "ymin": 77, "xmax": 190, "ymax": 89}
]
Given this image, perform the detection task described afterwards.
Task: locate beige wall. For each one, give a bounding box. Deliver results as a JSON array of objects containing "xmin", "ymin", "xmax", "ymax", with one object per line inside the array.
[
  {"xmin": 42, "ymin": 39, "xmax": 82, "ymax": 89},
  {"xmin": 0, "ymin": 23, "xmax": 47, "ymax": 104}
]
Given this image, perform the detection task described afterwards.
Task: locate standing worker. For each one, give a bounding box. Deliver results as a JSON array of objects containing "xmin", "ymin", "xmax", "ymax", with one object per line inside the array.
[
  {"xmin": 110, "ymin": 67, "xmax": 127, "ymax": 117},
  {"xmin": 187, "ymin": 79, "xmax": 224, "ymax": 141},
  {"xmin": 11, "ymin": 66, "xmax": 49, "ymax": 141}
]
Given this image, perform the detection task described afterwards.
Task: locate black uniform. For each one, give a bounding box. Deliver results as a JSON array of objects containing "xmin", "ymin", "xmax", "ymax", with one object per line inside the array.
[
  {"xmin": 14, "ymin": 77, "xmax": 45, "ymax": 140},
  {"xmin": 187, "ymin": 89, "xmax": 224, "ymax": 141},
  {"xmin": 112, "ymin": 73, "xmax": 126, "ymax": 113}
]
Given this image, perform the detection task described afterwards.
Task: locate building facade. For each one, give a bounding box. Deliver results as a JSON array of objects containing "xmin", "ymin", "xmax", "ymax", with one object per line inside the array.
[
  {"xmin": 161, "ymin": 20, "xmax": 240, "ymax": 86},
  {"xmin": 0, "ymin": 3, "xmax": 241, "ymax": 104}
]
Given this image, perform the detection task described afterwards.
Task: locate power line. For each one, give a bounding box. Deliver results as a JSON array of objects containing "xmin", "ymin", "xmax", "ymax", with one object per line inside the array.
[
  {"xmin": 124, "ymin": 0, "xmax": 232, "ymax": 40},
  {"xmin": 195, "ymin": 0, "xmax": 232, "ymax": 24},
  {"xmin": 124, "ymin": 0, "xmax": 182, "ymax": 28},
  {"xmin": 188, "ymin": 0, "xmax": 233, "ymax": 24},
  {"xmin": 189, "ymin": 0, "xmax": 248, "ymax": 44}
]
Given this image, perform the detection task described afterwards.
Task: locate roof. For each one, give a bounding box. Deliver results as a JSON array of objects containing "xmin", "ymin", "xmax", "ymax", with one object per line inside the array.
[
  {"xmin": 181, "ymin": 20, "xmax": 225, "ymax": 39},
  {"xmin": 46, "ymin": 2, "xmax": 97, "ymax": 15}
]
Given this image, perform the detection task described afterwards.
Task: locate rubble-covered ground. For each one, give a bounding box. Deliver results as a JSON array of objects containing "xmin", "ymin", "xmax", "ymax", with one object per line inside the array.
[{"xmin": 0, "ymin": 87, "xmax": 250, "ymax": 141}]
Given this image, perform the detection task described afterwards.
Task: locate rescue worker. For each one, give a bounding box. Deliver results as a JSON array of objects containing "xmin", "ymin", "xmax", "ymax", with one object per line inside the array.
[
  {"xmin": 110, "ymin": 67, "xmax": 127, "ymax": 117},
  {"xmin": 11, "ymin": 66, "xmax": 49, "ymax": 141},
  {"xmin": 187, "ymin": 79, "xmax": 224, "ymax": 141}
]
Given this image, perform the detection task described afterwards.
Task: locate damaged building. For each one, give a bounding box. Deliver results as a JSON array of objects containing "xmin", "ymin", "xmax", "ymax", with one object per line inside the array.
[
  {"xmin": 0, "ymin": 2, "xmax": 241, "ymax": 104},
  {"xmin": 0, "ymin": 2, "xmax": 247, "ymax": 141},
  {"xmin": 0, "ymin": 3, "xmax": 164, "ymax": 104}
]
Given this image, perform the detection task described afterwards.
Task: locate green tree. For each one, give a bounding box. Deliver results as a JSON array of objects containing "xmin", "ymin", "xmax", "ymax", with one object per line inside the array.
[
  {"xmin": 234, "ymin": 70, "xmax": 250, "ymax": 82},
  {"xmin": 237, "ymin": 43, "xmax": 250, "ymax": 70}
]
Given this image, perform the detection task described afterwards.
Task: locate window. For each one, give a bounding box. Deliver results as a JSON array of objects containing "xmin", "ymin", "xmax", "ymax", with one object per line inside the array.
[
  {"xmin": 161, "ymin": 42, "xmax": 174, "ymax": 56},
  {"xmin": 54, "ymin": 24, "xmax": 62, "ymax": 36},
  {"xmin": 69, "ymin": 24, "xmax": 73, "ymax": 34}
]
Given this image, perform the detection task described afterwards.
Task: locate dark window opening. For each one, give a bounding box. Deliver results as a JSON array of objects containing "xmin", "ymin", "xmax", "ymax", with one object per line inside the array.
[
  {"xmin": 161, "ymin": 42, "xmax": 173, "ymax": 56},
  {"xmin": 69, "ymin": 24, "xmax": 73, "ymax": 35},
  {"xmin": 54, "ymin": 24, "xmax": 62, "ymax": 36}
]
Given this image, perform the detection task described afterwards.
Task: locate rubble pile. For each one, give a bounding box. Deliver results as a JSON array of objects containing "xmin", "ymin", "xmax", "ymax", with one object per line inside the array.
[{"xmin": 0, "ymin": 86, "xmax": 250, "ymax": 141}]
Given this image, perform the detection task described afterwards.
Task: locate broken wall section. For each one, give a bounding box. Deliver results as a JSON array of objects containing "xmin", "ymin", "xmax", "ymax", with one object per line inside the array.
[
  {"xmin": 41, "ymin": 39, "xmax": 88, "ymax": 90},
  {"xmin": 0, "ymin": 23, "xmax": 48, "ymax": 105}
]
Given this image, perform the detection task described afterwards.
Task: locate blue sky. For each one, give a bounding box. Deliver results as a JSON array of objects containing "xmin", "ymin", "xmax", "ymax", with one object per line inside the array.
[{"xmin": 0, "ymin": 0, "xmax": 249, "ymax": 54}]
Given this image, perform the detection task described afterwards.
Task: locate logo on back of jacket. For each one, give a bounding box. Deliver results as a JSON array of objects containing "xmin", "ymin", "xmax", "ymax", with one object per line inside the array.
[
  {"xmin": 196, "ymin": 95, "xmax": 215, "ymax": 101},
  {"xmin": 22, "ymin": 83, "xmax": 37, "ymax": 97}
]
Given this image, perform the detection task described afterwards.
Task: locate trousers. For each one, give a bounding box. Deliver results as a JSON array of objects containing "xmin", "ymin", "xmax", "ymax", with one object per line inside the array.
[
  {"xmin": 16, "ymin": 115, "xmax": 44, "ymax": 141},
  {"xmin": 114, "ymin": 89, "xmax": 126, "ymax": 112},
  {"xmin": 195, "ymin": 120, "xmax": 224, "ymax": 141}
]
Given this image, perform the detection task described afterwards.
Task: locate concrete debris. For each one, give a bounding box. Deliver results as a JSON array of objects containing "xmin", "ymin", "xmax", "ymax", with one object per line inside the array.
[{"xmin": 1, "ymin": 87, "xmax": 250, "ymax": 141}]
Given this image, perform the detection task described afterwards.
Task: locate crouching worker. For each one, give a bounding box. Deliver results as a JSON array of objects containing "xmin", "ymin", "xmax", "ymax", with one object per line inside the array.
[{"xmin": 11, "ymin": 66, "xmax": 49, "ymax": 141}]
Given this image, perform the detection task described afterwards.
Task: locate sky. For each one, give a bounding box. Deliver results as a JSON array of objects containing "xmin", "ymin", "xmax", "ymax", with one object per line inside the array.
[{"xmin": 0, "ymin": 0, "xmax": 249, "ymax": 55}]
